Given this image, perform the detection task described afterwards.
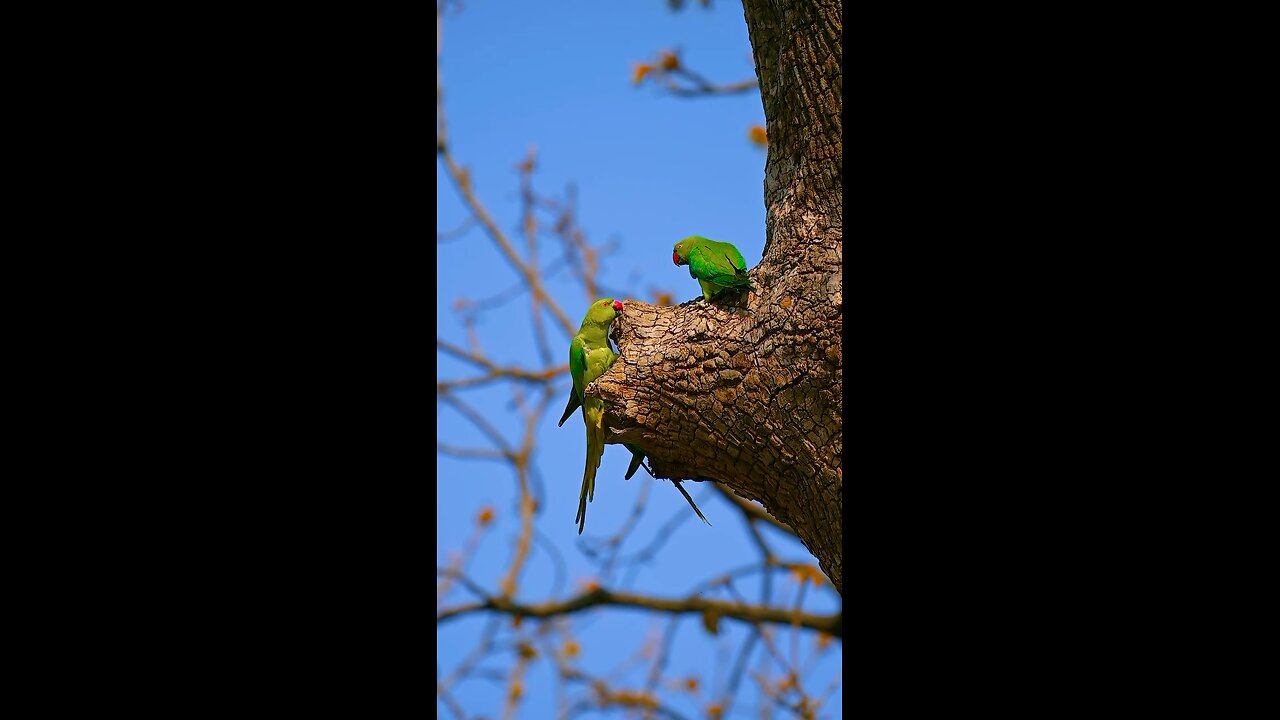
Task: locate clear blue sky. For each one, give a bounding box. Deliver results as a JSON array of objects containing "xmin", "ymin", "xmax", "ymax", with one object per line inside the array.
[{"xmin": 437, "ymin": 3, "xmax": 841, "ymax": 717}]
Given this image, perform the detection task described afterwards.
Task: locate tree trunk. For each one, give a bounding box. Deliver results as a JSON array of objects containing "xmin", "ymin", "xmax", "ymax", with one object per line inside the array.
[{"xmin": 594, "ymin": 0, "xmax": 842, "ymax": 593}]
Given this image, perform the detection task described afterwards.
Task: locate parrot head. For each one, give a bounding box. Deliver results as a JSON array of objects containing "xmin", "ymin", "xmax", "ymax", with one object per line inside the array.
[
  {"xmin": 586, "ymin": 297, "xmax": 624, "ymax": 325},
  {"xmin": 673, "ymin": 236, "xmax": 706, "ymax": 266}
]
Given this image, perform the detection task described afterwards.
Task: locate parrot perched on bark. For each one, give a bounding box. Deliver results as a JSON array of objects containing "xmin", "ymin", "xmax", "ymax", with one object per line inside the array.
[
  {"xmin": 557, "ymin": 299, "xmax": 710, "ymax": 531},
  {"xmin": 672, "ymin": 235, "xmax": 758, "ymax": 301},
  {"xmin": 558, "ymin": 298, "xmax": 625, "ymax": 535}
]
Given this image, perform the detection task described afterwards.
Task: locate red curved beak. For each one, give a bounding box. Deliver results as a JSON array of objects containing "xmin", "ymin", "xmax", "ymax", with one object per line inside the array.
[
  {"xmin": 612, "ymin": 300, "xmax": 624, "ymax": 312},
  {"xmin": 672, "ymin": 251, "xmax": 680, "ymax": 265}
]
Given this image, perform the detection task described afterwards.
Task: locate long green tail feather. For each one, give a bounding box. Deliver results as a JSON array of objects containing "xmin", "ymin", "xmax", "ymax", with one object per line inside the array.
[
  {"xmin": 576, "ymin": 403, "xmax": 604, "ymax": 534},
  {"xmin": 673, "ymin": 480, "xmax": 711, "ymax": 526}
]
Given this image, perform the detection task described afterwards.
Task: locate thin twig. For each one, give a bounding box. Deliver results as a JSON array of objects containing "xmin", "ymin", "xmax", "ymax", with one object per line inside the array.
[
  {"xmin": 436, "ymin": 443, "xmax": 510, "ymax": 461},
  {"xmin": 719, "ymin": 631, "xmax": 759, "ymax": 718},
  {"xmin": 438, "ymin": 217, "xmax": 477, "ymax": 243},
  {"xmin": 438, "ymin": 390, "xmax": 512, "ymax": 454}
]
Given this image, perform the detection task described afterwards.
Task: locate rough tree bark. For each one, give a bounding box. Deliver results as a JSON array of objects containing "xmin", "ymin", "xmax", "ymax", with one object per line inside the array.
[{"xmin": 595, "ymin": 0, "xmax": 842, "ymax": 593}]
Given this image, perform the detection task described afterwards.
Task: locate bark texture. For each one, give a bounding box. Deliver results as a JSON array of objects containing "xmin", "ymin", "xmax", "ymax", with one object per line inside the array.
[{"xmin": 594, "ymin": 0, "xmax": 842, "ymax": 593}]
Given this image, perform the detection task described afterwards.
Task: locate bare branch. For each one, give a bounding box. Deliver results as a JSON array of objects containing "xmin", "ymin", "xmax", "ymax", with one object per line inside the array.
[
  {"xmin": 496, "ymin": 388, "xmax": 553, "ymax": 598},
  {"xmin": 437, "ymin": 587, "xmax": 841, "ymax": 638},
  {"xmin": 438, "ymin": 3, "xmax": 574, "ymax": 336},
  {"xmin": 441, "ymin": 615, "xmax": 504, "ymax": 689},
  {"xmin": 533, "ymin": 528, "xmax": 568, "ymax": 600},
  {"xmin": 719, "ymin": 631, "xmax": 758, "ymax": 717},
  {"xmin": 667, "ymin": 71, "xmax": 759, "ymax": 97},
  {"xmin": 645, "ymin": 615, "xmax": 682, "ymax": 696},
  {"xmin": 579, "ymin": 480, "xmax": 652, "ymax": 583},
  {"xmin": 721, "ymin": 580, "xmax": 796, "ymax": 673},
  {"xmin": 518, "ymin": 147, "xmax": 555, "ymax": 367},
  {"xmin": 437, "ymin": 567, "xmax": 490, "ymax": 600},
  {"xmin": 437, "ymin": 390, "xmax": 512, "ymax": 454},
  {"xmin": 437, "ymin": 683, "xmax": 467, "ymax": 720},
  {"xmin": 437, "ymin": 339, "xmax": 567, "ymax": 384},
  {"xmin": 438, "ymin": 217, "xmax": 477, "ymax": 243},
  {"xmin": 436, "ymin": 443, "xmax": 510, "ymax": 461},
  {"xmin": 631, "ymin": 49, "xmax": 759, "ymax": 98},
  {"xmin": 438, "ymin": 145, "xmax": 575, "ymax": 335}
]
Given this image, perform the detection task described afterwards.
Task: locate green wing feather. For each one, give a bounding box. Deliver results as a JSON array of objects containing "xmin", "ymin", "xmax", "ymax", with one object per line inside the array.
[
  {"xmin": 558, "ymin": 340, "xmax": 587, "ymax": 427},
  {"xmin": 689, "ymin": 242, "xmax": 754, "ymax": 290},
  {"xmin": 569, "ymin": 338, "xmax": 587, "ymax": 395},
  {"xmin": 624, "ymin": 443, "xmax": 648, "ymax": 480},
  {"xmin": 714, "ymin": 240, "xmax": 748, "ymax": 272},
  {"xmin": 557, "ymin": 389, "xmax": 581, "ymax": 427}
]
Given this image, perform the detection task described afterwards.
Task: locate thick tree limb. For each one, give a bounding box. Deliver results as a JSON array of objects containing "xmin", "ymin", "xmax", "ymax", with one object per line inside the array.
[{"xmin": 595, "ymin": 291, "xmax": 842, "ymax": 596}]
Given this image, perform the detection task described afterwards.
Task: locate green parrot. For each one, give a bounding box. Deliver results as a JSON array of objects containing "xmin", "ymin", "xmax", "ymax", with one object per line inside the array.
[
  {"xmin": 559, "ymin": 298, "xmax": 626, "ymax": 535},
  {"xmin": 557, "ymin": 298, "xmax": 709, "ymax": 531},
  {"xmin": 672, "ymin": 235, "xmax": 758, "ymax": 301}
]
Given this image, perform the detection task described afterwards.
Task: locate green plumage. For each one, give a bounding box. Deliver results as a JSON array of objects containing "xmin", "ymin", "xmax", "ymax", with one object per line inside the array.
[
  {"xmin": 557, "ymin": 299, "xmax": 711, "ymax": 532},
  {"xmin": 560, "ymin": 298, "xmax": 640, "ymax": 535},
  {"xmin": 673, "ymin": 235, "xmax": 758, "ymax": 301},
  {"xmin": 623, "ymin": 444, "xmax": 647, "ymax": 480}
]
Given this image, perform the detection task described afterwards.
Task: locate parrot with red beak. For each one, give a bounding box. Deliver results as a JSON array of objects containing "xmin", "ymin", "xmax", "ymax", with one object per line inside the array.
[
  {"xmin": 560, "ymin": 298, "xmax": 626, "ymax": 534},
  {"xmin": 672, "ymin": 235, "xmax": 757, "ymax": 301},
  {"xmin": 557, "ymin": 298, "xmax": 710, "ymax": 532}
]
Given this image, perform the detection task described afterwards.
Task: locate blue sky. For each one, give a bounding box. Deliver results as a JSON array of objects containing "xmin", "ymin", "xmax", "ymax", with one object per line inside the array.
[{"xmin": 437, "ymin": 3, "xmax": 841, "ymax": 717}]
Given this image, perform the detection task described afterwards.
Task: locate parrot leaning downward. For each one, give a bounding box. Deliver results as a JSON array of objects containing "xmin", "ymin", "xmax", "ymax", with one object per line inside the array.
[
  {"xmin": 672, "ymin": 235, "xmax": 758, "ymax": 301},
  {"xmin": 562, "ymin": 298, "xmax": 625, "ymax": 535},
  {"xmin": 556, "ymin": 321, "xmax": 644, "ymax": 504},
  {"xmin": 557, "ymin": 299, "xmax": 710, "ymax": 530}
]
